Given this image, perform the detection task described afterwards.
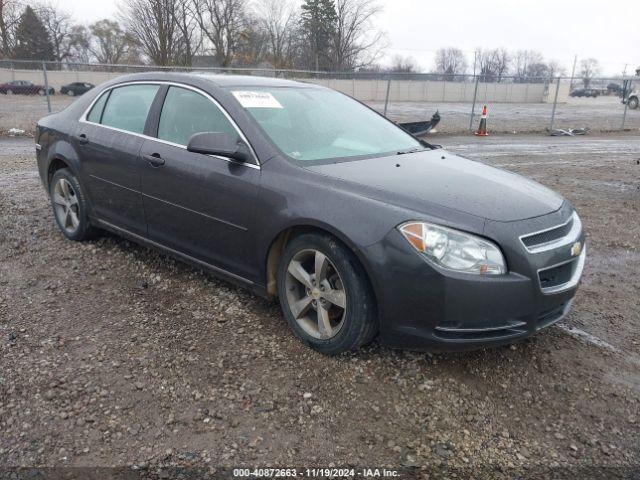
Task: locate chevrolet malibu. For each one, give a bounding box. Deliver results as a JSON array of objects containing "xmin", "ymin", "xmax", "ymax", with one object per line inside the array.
[{"xmin": 35, "ymin": 73, "xmax": 586, "ymax": 355}]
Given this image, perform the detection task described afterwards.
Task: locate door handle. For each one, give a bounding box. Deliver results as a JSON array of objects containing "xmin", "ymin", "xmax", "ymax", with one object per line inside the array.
[
  {"xmin": 144, "ymin": 153, "xmax": 165, "ymax": 167},
  {"xmin": 74, "ymin": 133, "xmax": 89, "ymax": 145}
]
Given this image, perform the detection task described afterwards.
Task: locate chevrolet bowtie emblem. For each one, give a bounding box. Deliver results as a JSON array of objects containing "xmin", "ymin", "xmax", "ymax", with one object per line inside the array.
[{"xmin": 571, "ymin": 242, "xmax": 582, "ymax": 257}]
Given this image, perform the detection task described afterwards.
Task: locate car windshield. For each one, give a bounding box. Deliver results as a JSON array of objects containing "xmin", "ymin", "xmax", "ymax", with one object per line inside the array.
[{"xmin": 229, "ymin": 86, "xmax": 422, "ymax": 162}]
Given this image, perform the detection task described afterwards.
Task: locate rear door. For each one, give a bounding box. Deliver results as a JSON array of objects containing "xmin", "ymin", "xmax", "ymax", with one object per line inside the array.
[
  {"xmin": 139, "ymin": 85, "xmax": 261, "ymax": 281},
  {"xmin": 75, "ymin": 83, "xmax": 160, "ymax": 235}
]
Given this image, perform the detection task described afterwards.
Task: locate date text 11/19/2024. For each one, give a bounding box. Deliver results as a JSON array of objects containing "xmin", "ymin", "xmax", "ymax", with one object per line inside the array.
[{"xmin": 233, "ymin": 468, "xmax": 400, "ymax": 478}]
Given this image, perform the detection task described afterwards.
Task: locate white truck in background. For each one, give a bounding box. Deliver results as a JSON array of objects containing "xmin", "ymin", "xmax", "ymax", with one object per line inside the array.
[{"xmin": 622, "ymin": 67, "xmax": 639, "ymax": 109}]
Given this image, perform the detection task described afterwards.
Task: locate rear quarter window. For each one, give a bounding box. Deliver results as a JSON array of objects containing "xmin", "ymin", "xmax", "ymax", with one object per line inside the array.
[{"xmin": 86, "ymin": 91, "xmax": 109, "ymax": 123}]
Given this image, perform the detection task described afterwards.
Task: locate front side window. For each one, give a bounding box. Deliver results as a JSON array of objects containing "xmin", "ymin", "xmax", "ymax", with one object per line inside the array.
[
  {"xmin": 157, "ymin": 86, "xmax": 237, "ymax": 146},
  {"xmin": 230, "ymin": 86, "xmax": 422, "ymax": 162},
  {"xmin": 99, "ymin": 84, "xmax": 159, "ymax": 134}
]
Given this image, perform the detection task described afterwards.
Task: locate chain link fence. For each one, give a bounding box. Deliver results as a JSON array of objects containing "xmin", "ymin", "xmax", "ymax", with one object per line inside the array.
[{"xmin": 1, "ymin": 59, "xmax": 638, "ymax": 135}]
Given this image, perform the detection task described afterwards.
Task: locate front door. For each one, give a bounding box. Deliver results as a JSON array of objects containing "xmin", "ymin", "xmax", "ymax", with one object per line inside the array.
[{"xmin": 139, "ymin": 85, "xmax": 261, "ymax": 281}]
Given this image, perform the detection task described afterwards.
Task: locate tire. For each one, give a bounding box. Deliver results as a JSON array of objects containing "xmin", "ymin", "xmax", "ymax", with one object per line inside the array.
[
  {"xmin": 38, "ymin": 89, "xmax": 45, "ymax": 95},
  {"xmin": 49, "ymin": 168, "xmax": 97, "ymax": 241},
  {"xmin": 6, "ymin": 89, "xmax": 13, "ymax": 95},
  {"xmin": 68, "ymin": 90, "xmax": 75, "ymax": 96},
  {"xmin": 277, "ymin": 233, "xmax": 377, "ymax": 355},
  {"xmin": 629, "ymin": 97, "xmax": 639, "ymax": 110}
]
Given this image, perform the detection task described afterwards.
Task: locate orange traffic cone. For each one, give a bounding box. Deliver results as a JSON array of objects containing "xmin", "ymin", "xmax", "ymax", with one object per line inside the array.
[{"xmin": 474, "ymin": 105, "xmax": 489, "ymax": 136}]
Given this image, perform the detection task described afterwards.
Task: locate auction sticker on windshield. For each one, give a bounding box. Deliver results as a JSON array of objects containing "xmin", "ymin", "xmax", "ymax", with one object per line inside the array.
[{"xmin": 232, "ymin": 91, "xmax": 283, "ymax": 109}]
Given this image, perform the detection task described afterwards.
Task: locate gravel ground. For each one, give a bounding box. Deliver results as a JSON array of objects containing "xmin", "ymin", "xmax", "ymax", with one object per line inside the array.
[
  {"xmin": 1, "ymin": 93, "xmax": 639, "ymax": 135},
  {"xmin": 0, "ymin": 134, "xmax": 639, "ymax": 479}
]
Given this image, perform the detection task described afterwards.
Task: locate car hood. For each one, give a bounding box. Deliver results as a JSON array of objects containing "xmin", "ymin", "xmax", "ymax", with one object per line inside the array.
[{"xmin": 303, "ymin": 149, "xmax": 563, "ymax": 222}]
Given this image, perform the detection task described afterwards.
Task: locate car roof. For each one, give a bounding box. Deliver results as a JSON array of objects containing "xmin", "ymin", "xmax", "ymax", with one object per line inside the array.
[{"xmin": 107, "ymin": 71, "xmax": 316, "ymax": 89}]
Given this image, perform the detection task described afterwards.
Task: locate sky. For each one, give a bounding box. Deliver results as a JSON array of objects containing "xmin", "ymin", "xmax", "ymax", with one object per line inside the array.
[{"xmin": 49, "ymin": 0, "xmax": 639, "ymax": 76}]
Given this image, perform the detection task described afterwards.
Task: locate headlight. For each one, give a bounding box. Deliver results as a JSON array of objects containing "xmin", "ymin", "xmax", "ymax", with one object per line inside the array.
[{"xmin": 398, "ymin": 222, "xmax": 506, "ymax": 275}]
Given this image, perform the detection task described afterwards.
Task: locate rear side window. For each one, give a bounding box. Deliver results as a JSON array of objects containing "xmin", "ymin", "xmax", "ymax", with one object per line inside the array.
[
  {"xmin": 100, "ymin": 84, "xmax": 159, "ymax": 134},
  {"xmin": 157, "ymin": 86, "xmax": 237, "ymax": 146},
  {"xmin": 86, "ymin": 91, "xmax": 109, "ymax": 123}
]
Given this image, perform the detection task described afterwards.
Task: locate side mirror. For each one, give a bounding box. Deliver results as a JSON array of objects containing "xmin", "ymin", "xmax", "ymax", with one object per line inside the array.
[{"xmin": 187, "ymin": 132, "xmax": 250, "ymax": 163}]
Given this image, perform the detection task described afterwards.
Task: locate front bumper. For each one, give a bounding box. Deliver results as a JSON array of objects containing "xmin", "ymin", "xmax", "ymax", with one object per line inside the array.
[{"xmin": 364, "ymin": 206, "xmax": 585, "ymax": 351}]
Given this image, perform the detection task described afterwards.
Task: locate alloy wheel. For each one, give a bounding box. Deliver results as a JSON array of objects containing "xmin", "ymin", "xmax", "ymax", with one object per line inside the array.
[
  {"xmin": 284, "ymin": 249, "xmax": 347, "ymax": 340},
  {"xmin": 52, "ymin": 178, "xmax": 80, "ymax": 234}
]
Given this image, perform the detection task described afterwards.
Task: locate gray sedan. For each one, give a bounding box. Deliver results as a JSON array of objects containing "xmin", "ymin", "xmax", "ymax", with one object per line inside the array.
[{"xmin": 35, "ymin": 73, "xmax": 586, "ymax": 354}]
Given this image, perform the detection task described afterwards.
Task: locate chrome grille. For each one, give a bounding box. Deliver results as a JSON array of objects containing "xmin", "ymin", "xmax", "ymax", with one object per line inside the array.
[
  {"xmin": 520, "ymin": 211, "xmax": 581, "ymax": 254},
  {"xmin": 521, "ymin": 218, "xmax": 573, "ymax": 248}
]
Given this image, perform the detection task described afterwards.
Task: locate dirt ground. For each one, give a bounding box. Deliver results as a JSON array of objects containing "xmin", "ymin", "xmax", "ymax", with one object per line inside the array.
[
  {"xmin": 0, "ymin": 133, "xmax": 639, "ymax": 479},
  {"xmin": 1, "ymin": 93, "xmax": 639, "ymax": 135}
]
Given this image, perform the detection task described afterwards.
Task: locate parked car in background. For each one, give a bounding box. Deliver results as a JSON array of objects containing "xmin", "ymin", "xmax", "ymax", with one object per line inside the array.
[
  {"xmin": 0, "ymin": 80, "xmax": 55, "ymax": 95},
  {"xmin": 570, "ymin": 88, "xmax": 599, "ymax": 98},
  {"xmin": 607, "ymin": 83, "xmax": 622, "ymax": 95},
  {"xmin": 35, "ymin": 73, "xmax": 586, "ymax": 355},
  {"xmin": 60, "ymin": 82, "xmax": 95, "ymax": 96}
]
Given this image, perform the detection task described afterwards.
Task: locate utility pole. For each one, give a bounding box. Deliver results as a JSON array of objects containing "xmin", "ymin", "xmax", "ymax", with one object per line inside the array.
[
  {"xmin": 569, "ymin": 54, "xmax": 577, "ymax": 91},
  {"xmin": 472, "ymin": 50, "xmax": 477, "ymax": 77}
]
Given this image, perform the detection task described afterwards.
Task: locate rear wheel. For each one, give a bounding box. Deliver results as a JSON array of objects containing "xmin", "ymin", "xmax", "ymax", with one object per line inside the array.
[
  {"xmin": 49, "ymin": 168, "xmax": 96, "ymax": 241},
  {"xmin": 38, "ymin": 89, "xmax": 45, "ymax": 95},
  {"xmin": 277, "ymin": 233, "xmax": 377, "ymax": 355},
  {"xmin": 629, "ymin": 96, "xmax": 639, "ymax": 109},
  {"xmin": 6, "ymin": 89, "xmax": 13, "ymax": 95},
  {"xmin": 68, "ymin": 90, "xmax": 75, "ymax": 96}
]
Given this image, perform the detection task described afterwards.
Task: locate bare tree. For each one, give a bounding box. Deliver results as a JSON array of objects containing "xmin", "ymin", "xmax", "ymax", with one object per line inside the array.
[
  {"xmin": 173, "ymin": 0, "xmax": 201, "ymax": 66},
  {"xmin": 513, "ymin": 50, "xmax": 543, "ymax": 81},
  {"xmin": 66, "ymin": 24, "xmax": 90, "ymax": 62},
  {"xmin": 580, "ymin": 58, "xmax": 600, "ymax": 88},
  {"xmin": 35, "ymin": 2, "xmax": 79, "ymax": 62},
  {"xmin": 476, "ymin": 47, "xmax": 510, "ymax": 82},
  {"xmin": 88, "ymin": 20, "xmax": 132, "ymax": 64},
  {"xmin": 330, "ymin": 0, "xmax": 385, "ymax": 70},
  {"xmin": 388, "ymin": 54, "xmax": 419, "ymax": 73},
  {"xmin": 0, "ymin": 0, "xmax": 21, "ymax": 57},
  {"xmin": 190, "ymin": 0, "xmax": 246, "ymax": 67},
  {"xmin": 234, "ymin": 13, "xmax": 268, "ymax": 67},
  {"xmin": 545, "ymin": 60, "xmax": 565, "ymax": 79},
  {"xmin": 119, "ymin": 0, "xmax": 184, "ymax": 66},
  {"xmin": 433, "ymin": 47, "xmax": 467, "ymax": 79},
  {"xmin": 254, "ymin": 0, "xmax": 297, "ymax": 68}
]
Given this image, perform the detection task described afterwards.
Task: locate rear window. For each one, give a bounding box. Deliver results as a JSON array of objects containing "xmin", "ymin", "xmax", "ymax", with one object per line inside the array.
[{"xmin": 98, "ymin": 84, "xmax": 159, "ymax": 134}]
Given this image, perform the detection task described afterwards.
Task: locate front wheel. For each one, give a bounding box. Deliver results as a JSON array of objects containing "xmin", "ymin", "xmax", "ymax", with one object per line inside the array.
[
  {"xmin": 68, "ymin": 90, "xmax": 75, "ymax": 96},
  {"xmin": 629, "ymin": 97, "xmax": 639, "ymax": 109},
  {"xmin": 49, "ymin": 168, "xmax": 97, "ymax": 241},
  {"xmin": 277, "ymin": 233, "xmax": 377, "ymax": 355}
]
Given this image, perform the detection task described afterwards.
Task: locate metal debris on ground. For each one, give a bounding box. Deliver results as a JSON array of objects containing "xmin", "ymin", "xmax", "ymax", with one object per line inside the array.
[
  {"xmin": 399, "ymin": 111, "xmax": 441, "ymax": 137},
  {"xmin": 547, "ymin": 127, "xmax": 591, "ymax": 136}
]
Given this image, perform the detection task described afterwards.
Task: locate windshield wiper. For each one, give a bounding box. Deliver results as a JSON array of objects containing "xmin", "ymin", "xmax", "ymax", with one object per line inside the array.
[{"xmin": 396, "ymin": 147, "xmax": 427, "ymax": 155}]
